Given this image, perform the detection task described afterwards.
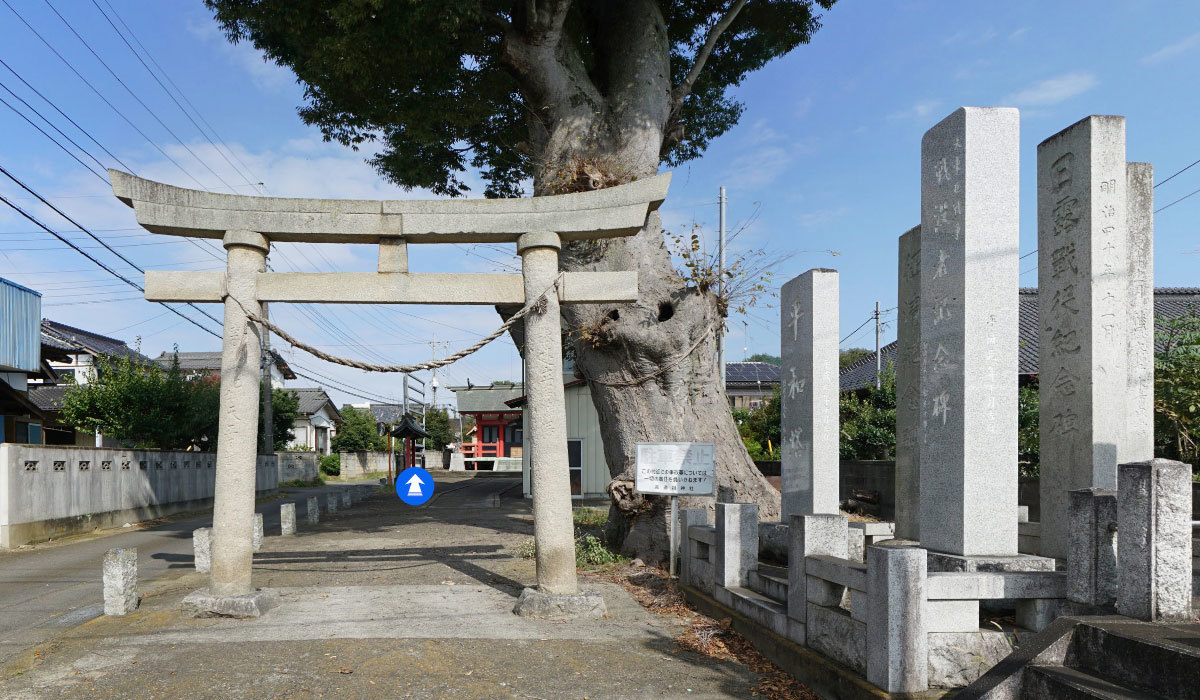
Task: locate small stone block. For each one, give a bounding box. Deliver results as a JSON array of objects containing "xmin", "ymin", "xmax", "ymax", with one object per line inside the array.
[
  {"xmin": 102, "ymin": 547, "xmax": 138, "ymax": 616},
  {"xmin": 341, "ymin": 490, "xmax": 351, "ymax": 508},
  {"xmin": 714, "ymin": 503, "xmax": 758, "ymax": 590},
  {"xmin": 847, "ymin": 528, "xmax": 865, "ymax": 563},
  {"xmin": 926, "ymin": 551, "xmax": 1055, "ymax": 573},
  {"xmin": 511, "ymin": 587, "xmax": 607, "ymax": 619},
  {"xmin": 925, "ymin": 599, "xmax": 980, "ymax": 633},
  {"xmin": 280, "ymin": 503, "xmax": 296, "ymax": 536},
  {"xmin": 306, "ymin": 497, "xmax": 319, "ymax": 524},
  {"xmin": 680, "ymin": 508, "xmax": 710, "ymax": 588},
  {"xmin": 181, "ymin": 588, "xmax": 272, "ymax": 618},
  {"xmin": 252, "ymin": 512, "xmax": 264, "ymax": 552},
  {"xmin": 788, "ymin": 513, "xmax": 848, "ymax": 623},
  {"xmin": 327, "ymin": 495, "xmax": 338, "ymax": 514},
  {"xmin": 193, "ymin": 527, "xmax": 212, "ymax": 573},
  {"xmin": 866, "ymin": 545, "xmax": 928, "ymax": 693},
  {"xmin": 1017, "ymin": 506, "xmax": 1029, "ymax": 523},
  {"xmin": 1067, "ymin": 488, "xmax": 1117, "ymax": 606},
  {"xmin": 1015, "ymin": 598, "xmax": 1060, "ymax": 632},
  {"xmin": 1118, "ymin": 459, "xmax": 1192, "ymax": 621}
]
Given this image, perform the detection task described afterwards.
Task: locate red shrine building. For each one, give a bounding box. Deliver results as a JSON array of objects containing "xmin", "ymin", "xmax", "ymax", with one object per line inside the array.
[{"xmin": 450, "ymin": 383, "xmax": 524, "ymax": 471}]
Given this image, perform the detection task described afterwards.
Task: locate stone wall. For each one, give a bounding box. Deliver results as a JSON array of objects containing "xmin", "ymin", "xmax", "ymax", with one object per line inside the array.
[
  {"xmin": 278, "ymin": 452, "xmax": 319, "ymax": 482},
  {"xmin": 338, "ymin": 451, "xmax": 391, "ymax": 479},
  {"xmin": 0, "ymin": 444, "xmax": 278, "ymax": 547}
]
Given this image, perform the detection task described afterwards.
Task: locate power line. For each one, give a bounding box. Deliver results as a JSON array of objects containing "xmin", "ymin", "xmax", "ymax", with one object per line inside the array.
[
  {"xmin": 0, "ymin": 190, "xmax": 221, "ymax": 338},
  {"xmin": 0, "ymin": 91, "xmax": 106, "ymax": 181},
  {"xmin": 0, "ymin": 56, "xmax": 135, "ymax": 172},
  {"xmin": 841, "ymin": 315, "xmax": 874, "ymax": 344},
  {"xmin": 2, "ymin": 0, "xmax": 207, "ymax": 189},
  {"xmin": 1155, "ymin": 157, "xmax": 1200, "ymax": 189},
  {"xmin": 87, "ymin": 0, "xmax": 261, "ymax": 193},
  {"xmin": 0, "ymin": 79, "xmax": 107, "ymax": 179},
  {"xmin": 1155, "ymin": 185, "xmax": 1200, "ymax": 214},
  {"xmin": 0, "ymin": 162, "xmax": 226, "ymax": 330},
  {"xmin": 40, "ymin": 0, "xmax": 243, "ymax": 193}
]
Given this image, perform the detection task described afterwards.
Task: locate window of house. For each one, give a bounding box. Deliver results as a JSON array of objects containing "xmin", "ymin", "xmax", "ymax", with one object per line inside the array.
[
  {"xmin": 481, "ymin": 425, "xmax": 500, "ymax": 444},
  {"xmin": 568, "ymin": 439, "xmax": 582, "ymax": 496},
  {"xmin": 295, "ymin": 426, "xmax": 307, "ymax": 446}
]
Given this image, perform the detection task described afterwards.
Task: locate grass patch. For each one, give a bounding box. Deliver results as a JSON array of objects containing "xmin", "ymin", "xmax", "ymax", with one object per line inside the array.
[
  {"xmin": 572, "ymin": 506, "xmax": 608, "ymax": 527},
  {"xmin": 512, "ymin": 534, "xmax": 627, "ymax": 569},
  {"xmin": 279, "ymin": 477, "xmax": 325, "ymax": 488}
]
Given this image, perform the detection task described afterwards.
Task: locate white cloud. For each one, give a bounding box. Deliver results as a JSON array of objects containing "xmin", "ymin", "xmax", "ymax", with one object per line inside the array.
[
  {"xmin": 1008, "ymin": 27, "xmax": 1029, "ymax": 41},
  {"xmin": 1002, "ymin": 71, "xmax": 1098, "ymax": 107},
  {"xmin": 887, "ymin": 99, "xmax": 942, "ymax": 122},
  {"xmin": 186, "ymin": 18, "xmax": 296, "ymax": 92},
  {"xmin": 1142, "ymin": 31, "xmax": 1200, "ymax": 65}
]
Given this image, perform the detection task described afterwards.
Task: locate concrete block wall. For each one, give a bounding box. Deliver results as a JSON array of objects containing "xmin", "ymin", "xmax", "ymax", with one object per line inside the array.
[
  {"xmin": 0, "ymin": 444, "xmax": 278, "ymax": 547},
  {"xmin": 278, "ymin": 452, "xmax": 319, "ymax": 482},
  {"xmin": 338, "ymin": 451, "xmax": 390, "ymax": 479}
]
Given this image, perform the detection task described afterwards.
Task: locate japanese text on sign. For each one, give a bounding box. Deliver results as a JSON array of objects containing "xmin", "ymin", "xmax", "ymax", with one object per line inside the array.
[{"xmin": 634, "ymin": 442, "xmax": 715, "ymax": 496}]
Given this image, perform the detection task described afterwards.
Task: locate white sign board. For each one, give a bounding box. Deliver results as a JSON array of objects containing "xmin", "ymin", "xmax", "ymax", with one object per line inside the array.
[{"xmin": 635, "ymin": 442, "xmax": 715, "ymax": 496}]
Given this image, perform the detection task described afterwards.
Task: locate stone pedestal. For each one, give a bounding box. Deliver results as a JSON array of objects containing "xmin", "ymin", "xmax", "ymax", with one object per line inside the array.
[
  {"xmin": 919, "ymin": 107, "xmax": 1020, "ymax": 557},
  {"xmin": 866, "ymin": 545, "xmax": 928, "ymax": 693},
  {"xmin": 1118, "ymin": 459, "xmax": 1192, "ymax": 621},
  {"xmin": 280, "ymin": 503, "xmax": 296, "ymax": 536},
  {"xmin": 511, "ymin": 586, "xmax": 606, "ymax": 620},
  {"xmin": 679, "ymin": 508, "xmax": 710, "ymax": 588},
  {"xmin": 780, "ymin": 269, "xmax": 840, "ymax": 520},
  {"xmin": 182, "ymin": 588, "xmax": 272, "ymax": 619},
  {"xmin": 103, "ymin": 547, "xmax": 138, "ymax": 616},
  {"xmin": 787, "ymin": 514, "xmax": 849, "ymax": 630},
  {"xmin": 1037, "ymin": 115, "xmax": 1128, "ymax": 560},
  {"xmin": 894, "ymin": 226, "xmax": 922, "ymax": 541},
  {"xmin": 210, "ymin": 230, "xmax": 269, "ymax": 598},
  {"xmin": 1067, "ymin": 488, "xmax": 1118, "ymax": 607},
  {"xmin": 715, "ymin": 503, "xmax": 759, "ymax": 589}
]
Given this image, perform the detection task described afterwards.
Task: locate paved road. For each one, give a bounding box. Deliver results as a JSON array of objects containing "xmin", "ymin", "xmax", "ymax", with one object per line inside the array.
[{"xmin": 0, "ymin": 480, "xmax": 376, "ymax": 665}]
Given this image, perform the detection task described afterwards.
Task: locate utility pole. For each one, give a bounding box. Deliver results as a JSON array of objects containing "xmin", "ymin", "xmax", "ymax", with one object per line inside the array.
[
  {"xmin": 260, "ymin": 302, "xmax": 274, "ymax": 454},
  {"xmin": 874, "ymin": 301, "xmax": 882, "ymax": 389},
  {"xmin": 717, "ymin": 186, "xmax": 727, "ymax": 384}
]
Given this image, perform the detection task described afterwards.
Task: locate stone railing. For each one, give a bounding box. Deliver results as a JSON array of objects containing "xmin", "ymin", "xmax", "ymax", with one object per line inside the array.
[
  {"xmin": 0, "ymin": 444, "xmax": 278, "ymax": 547},
  {"xmin": 678, "ymin": 460, "xmax": 1191, "ymax": 696},
  {"xmin": 338, "ymin": 451, "xmax": 391, "ymax": 478}
]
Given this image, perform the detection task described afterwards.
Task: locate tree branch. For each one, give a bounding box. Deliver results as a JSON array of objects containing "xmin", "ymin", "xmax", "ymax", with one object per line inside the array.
[{"xmin": 669, "ymin": 0, "xmax": 749, "ymax": 112}]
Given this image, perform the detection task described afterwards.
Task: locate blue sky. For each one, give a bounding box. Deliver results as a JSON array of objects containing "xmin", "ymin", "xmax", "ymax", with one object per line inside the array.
[{"xmin": 1, "ymin": 1, "xmax": 1197, "ymax": 408}]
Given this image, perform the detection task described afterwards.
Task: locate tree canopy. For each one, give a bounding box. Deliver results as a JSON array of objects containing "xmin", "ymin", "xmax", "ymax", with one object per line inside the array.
[
  {"xmin": 206, "ymin": 0, "xmax": 834, "ymax": 197},
  {"xmin": 331, "ymin": 406, "xmax": 388, "ymax": 452}
]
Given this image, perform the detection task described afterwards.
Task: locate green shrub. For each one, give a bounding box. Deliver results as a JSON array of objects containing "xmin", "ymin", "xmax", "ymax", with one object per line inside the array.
[
  {"xmin": 319, "ymin": 453, "xmax": 341, "ymax": 476},
  {"xmin": 572, "ymin": 507, "xmax": 607, "ymax": 527},
  {"xmin": 575, "ymin": 534, "xmax": 622, "ymax": 567}
]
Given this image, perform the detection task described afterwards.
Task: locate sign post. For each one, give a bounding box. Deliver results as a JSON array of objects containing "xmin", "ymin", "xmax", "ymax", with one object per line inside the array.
[{"xmin": 635, "ymin": 442, "xmax": 716, "ymax": 577}]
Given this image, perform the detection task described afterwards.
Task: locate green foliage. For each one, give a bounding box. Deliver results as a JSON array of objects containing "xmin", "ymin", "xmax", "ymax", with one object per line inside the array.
[
  {"xmin": 318, "ymin": 453, "xmax": 341, "ymax": 476},
  {"xmin": 733, "ymin": 388, "xmax": 782, "ymax": 460},
  {"xmin": 514, "ymin": 539, "xmax": 536, "ymax": 559},
  {"xmin": 575, "ymin": 534, "xmax": 623, "ymax": 567},
  {"xmin": 745, "ymin": 353, "xmax": 781, "ymax": 366},
  {"xmin": 573, "ymin": 507, "xmax": 608, "ymax": 527},
  {"xmin": 58, "ymin": 352, "xmax": 220, "ymax": 450},
  {"xmin": 330, "ymin": 406, "xmax": 387, "ymax": 453},
  {"xmin": 422, "ymin": 408, "xmax": 455, "ymax": 451},
  {"xmin": 206, "ymin": 1, "xmax": 835, "ymax": 197},
  {"xmin": 1154, "ymin": 310, "xmax": 1200, "ymax": 467},
  {"xmin": 280, "ymin": 476, "xmax": 325, "ymax": 488},
  {"xmin": 266, "ymin": 387, "xmax": 300, "ymax": 450},
  {"xmin": 839, "ymin": 348, "xmax": 871, "ymax": 369},
  {"xmin": 1017, "ymin": 381, "xmax": 1040, "ymax": 477},
  {"xmin": 839, "ymin": 367, "xmax": 896, "ymax": 460}
]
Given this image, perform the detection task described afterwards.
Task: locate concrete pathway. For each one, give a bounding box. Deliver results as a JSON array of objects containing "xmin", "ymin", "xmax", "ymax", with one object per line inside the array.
[
  {"xmin": 0, "ymin": 480, "xmax": 374, "ymax": 666},
  {"xmin": 0, "ymin": 473, "xmax": 760, "ymax": 699}
]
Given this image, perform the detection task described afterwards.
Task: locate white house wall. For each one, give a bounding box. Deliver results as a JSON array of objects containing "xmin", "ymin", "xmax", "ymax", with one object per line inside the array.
[{"xmin": 522, "ymin": 383, "xmax": 608, "ymax": 499}]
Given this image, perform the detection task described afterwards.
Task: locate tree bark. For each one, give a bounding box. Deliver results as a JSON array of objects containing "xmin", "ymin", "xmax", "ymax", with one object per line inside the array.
[{"xmin": 504, "ymin": 0, "xmax": 781, "ymax": 563}]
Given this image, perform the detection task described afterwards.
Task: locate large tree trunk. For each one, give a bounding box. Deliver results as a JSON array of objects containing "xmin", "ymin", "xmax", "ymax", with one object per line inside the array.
[{"xmin": 505, "ymin": 0, "xmax": 781, "ymax": 563}]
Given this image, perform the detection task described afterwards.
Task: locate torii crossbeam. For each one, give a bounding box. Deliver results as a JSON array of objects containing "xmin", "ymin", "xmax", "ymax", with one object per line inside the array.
[{"xmin": 110, "ymin": 169, "xmax": 670, "ymax": 619}]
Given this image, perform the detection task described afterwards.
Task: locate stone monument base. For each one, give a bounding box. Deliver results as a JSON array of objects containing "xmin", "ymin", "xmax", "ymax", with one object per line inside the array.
[
  {"xmin": 512, "ymin": 586, "xmax": 607, "ymax": 619},
  {"xmin": 182, "ymin": 588, "xmax": 273, "ymax": 618},
  {"xmin": 926, "ymin": 551, "xmax": 1056, "ymax": 573}
]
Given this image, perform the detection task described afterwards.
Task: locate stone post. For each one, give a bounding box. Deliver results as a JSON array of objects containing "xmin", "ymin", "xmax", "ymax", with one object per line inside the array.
[
  {"xmin": 341, "ymin": 490, "xmax": 351, "ymax": 508},
  {"xmin": 511, "ymin": 231, "xmax": 604, "ymax": 619},
  {"xmin": 1125, "ymin": 162, "xmax": 1155, "ymax": 463},
  {"xmin": 679, "ymin": 508, "xmax": 710, "ymax": 589},
  {"xmin": 787, "ymin": 514, "xmax": 848, "ymax": 640},
  {"xmin": 280, "ymin": 503, "xmax": 296, "ymax": 536},
  {"xmin": 714, "ymin": 503, "xmax": 758, "ymax": 589},
  {"xmin": 1037, "ymin": 116, "xmax": 1128, "ymax": 560},
  {"xmin": 1117, "ymin": 459, "xmax": 1192, "ymax": 621},
  {"xmin": 779, "ymin": 269, "xmax": 840, "ymax": 520},
  {"xmin": 895, "ymin": 226, "xmax": 921, "ymax": 541},
  {"xmin": 866, "ymin": 545, "xmax": 928, "ymax": 694},
  {"xmin": 209, "ymin": 230, "xmax": 268, "ymax": 600},
  {"xmin": 306, "ymin": 496, "xmax": 319, "ymax": 525},
  {"xmin": 252, "ymin": 512, "xmax": 264, "ymax": 552},
  {"xmin": 193, "ymin": 527, "xmax": 212, "ymax": 573},
  {"xmin": 919, "ymin": 107, "xmax": 1020, "ymax": 557},
  {"xmin": 327, "ymin": 494, "xmax": 338, "ymax": 514},
  {"xmin": 103, "ymin": 547, "xmax": 138, "ymax": 616},
  {"xmin": 1067, "ymin": 488, "xmax": 1117, "ymax": 607}
]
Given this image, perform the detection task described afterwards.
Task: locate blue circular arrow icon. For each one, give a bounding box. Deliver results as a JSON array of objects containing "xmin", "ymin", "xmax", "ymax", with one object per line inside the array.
[{"xmin": 395, "ymin": 466, "xmax": 434, "ymax": 506}]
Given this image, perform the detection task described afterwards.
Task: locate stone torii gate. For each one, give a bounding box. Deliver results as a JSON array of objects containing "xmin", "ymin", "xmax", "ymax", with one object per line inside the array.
[{"xmin": 109, "ymin": 169, "xmax": 670, "ymax": 618}]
